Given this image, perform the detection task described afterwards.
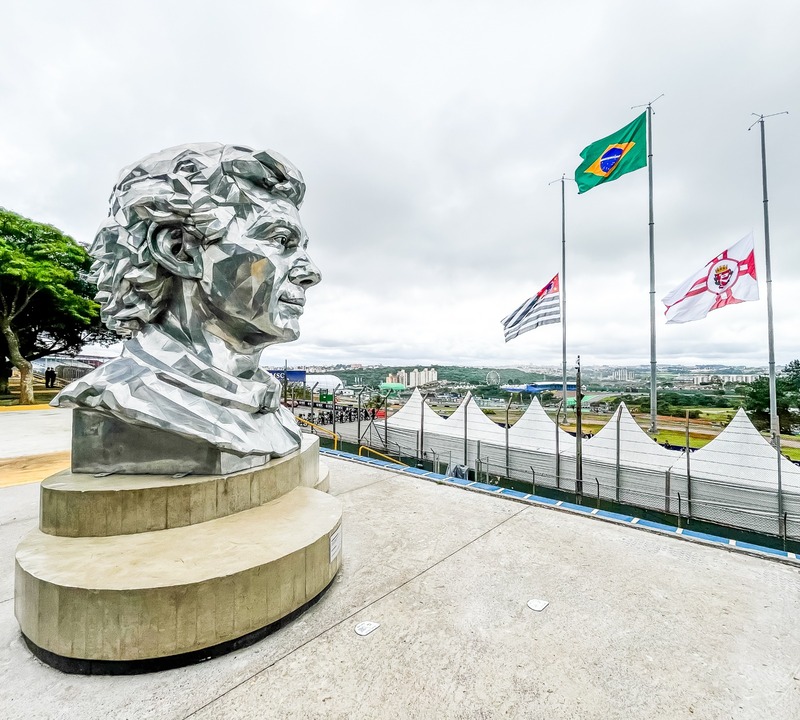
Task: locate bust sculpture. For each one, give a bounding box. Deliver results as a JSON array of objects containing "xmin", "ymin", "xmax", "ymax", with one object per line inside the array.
[{"xmin": 54, "ymin": 143, "xmax": 321, "ymax": 474}]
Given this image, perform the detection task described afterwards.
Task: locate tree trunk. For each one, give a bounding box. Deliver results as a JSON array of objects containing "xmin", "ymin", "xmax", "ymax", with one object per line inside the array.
[{"xmin": 1, "ymin": 320, "xmax": 35, "ymax": 405}]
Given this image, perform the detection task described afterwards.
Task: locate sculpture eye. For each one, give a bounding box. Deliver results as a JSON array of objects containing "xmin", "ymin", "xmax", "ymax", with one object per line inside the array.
[{"xmin": 272, "ymin": 233, "xmax": 298, "ymax": 250}]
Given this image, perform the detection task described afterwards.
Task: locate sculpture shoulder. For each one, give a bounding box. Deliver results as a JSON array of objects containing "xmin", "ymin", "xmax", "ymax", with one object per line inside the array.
[{"xmin": 51, "ymin": 357, "xmax": 152, "ymax": 408}]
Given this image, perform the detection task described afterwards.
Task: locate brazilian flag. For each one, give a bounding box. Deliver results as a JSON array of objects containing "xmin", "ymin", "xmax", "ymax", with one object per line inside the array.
[{"xmin": 575, "ymin": 112, "xmax": 647, "ymax": 194}]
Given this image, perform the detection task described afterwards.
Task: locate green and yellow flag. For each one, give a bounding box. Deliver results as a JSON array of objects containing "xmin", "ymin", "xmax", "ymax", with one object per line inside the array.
[{"xmin": 575, "ymin": 112, "xmax": 647, "ymax": 194}]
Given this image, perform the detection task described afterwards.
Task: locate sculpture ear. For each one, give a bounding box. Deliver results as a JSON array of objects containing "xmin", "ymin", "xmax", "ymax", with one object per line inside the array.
[{"xmin": 147, "ymin": 224, "xmax": 203, "ymax": 279}]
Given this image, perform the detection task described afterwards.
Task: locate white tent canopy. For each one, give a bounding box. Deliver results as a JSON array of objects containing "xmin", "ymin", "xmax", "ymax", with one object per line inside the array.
[
  {"xmin": 387, "ymin": 388, "xmax": 447, "ymax": 432},
  {"xmin": 379, "ymin": 393, "xmax": 800, "ymax": 540},
  {"xmin": 669, "ymin": 408, "xmax": 800, "ymax": 492},
  {"xmin": 441, "ymin": 392, "xmax": 505, "ymax": 444},
  {"xmin": 508, "ymin": 397, "xmax": 572, "ymax": 453},
  {"xmin": 561, "ymin": 403, "xmax": 681, "ymax": 471}
]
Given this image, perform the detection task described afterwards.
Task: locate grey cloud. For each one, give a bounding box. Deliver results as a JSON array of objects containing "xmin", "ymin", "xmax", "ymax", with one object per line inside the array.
[{"xmin": 3, "ymin": 0, "xmax": 800, "ymax": 369}]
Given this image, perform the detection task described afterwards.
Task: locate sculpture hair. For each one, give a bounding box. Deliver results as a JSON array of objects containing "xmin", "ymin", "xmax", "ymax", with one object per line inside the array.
[{"xmin": 91, "ymin": 143, "xmax": 306, "ymax": 336}]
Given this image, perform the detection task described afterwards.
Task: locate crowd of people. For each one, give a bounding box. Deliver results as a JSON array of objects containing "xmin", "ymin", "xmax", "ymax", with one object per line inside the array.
[{"xmin": 296, "ymin": 407, "xmax": 374, "ymax": 426}]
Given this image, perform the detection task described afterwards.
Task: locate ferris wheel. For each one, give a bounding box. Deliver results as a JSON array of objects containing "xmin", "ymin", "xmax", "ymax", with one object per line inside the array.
[{"xmin": 486, "ymin": 370, "xmax": 501, "ymax": 386}]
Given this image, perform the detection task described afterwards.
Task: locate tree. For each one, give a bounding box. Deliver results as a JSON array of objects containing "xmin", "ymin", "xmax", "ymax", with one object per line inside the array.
[
  {"xmin": 783, "ymin": 359, "xmax": 800, "ymax": 392},
  {"xmin": 743, "ymin": 375, "xmax": 799, "ymax": 434},
  {"xmin": 0, "ymin": 209, "xmax": 102, "ymax": 404}
]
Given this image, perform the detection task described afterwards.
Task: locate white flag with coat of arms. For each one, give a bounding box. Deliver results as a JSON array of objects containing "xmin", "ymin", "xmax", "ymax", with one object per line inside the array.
[{"xmin": 662, "ymin": 233, "xmax": 759, "ymax": 324}]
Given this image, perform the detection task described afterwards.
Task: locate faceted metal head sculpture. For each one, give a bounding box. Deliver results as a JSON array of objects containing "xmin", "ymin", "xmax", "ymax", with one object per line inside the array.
[{"xmin": 54, "ymin": 144, "xmax": 321, "ymax": 474}]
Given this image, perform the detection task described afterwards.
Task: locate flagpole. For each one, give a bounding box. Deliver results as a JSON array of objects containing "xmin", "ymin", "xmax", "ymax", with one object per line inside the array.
[
  {"xmin": 633, "ymin": 95, "xmax": 663, "ymax": 434},
  {"xmin": 751, "ymin": 110, "xmax": 788, "ymax": 538},
  {"xmin": 561, "ymin": 175, "xmax": 567, "ymax": 415},
  {"xmin": 647, "ymin": 103, "xmax": 657, "ymax": 434},
  {"xmin": 549, "ymin": 174, "xmax": 568, "ymax": 415}
]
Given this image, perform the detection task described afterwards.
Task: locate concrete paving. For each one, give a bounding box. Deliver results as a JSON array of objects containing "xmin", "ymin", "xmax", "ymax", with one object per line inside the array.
[
  {"xmin": 3, "ymin": 455, "xmax": 800, "ymax": 718},
  {"xmin": 0, "ymin": 408, "xmax": 72, "ymax": 459}
]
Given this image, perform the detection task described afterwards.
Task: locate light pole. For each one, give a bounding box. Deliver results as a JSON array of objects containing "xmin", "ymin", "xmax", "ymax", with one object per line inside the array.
[
  {"xmin": 384, "ymin": 394, "xmax": 389, "ymax": 450},
  {"xmin": 419, "ymin": 392, "xmax": 431, "ymax": 467},
  {"xmin": 575, "ymin": 356, "xmax": 583, "ymax": 497},
  {"xmin": 505, "ymin": 393, "xmax": 514, "ymax": 479},
  {"xmin": 357, "ymin": 387, "xmax": 367, "ymax": 443},
  {"xmin": 309, "ymin": 382, "xmax": 319, "ymax": 423},
  {"xmin": 332, "ymin": 388, "xmax": 339, "ymax": 439}
]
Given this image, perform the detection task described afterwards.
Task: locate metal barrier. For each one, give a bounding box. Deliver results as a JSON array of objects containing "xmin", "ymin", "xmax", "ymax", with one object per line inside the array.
[
  {"xmin": 380, "ymin": 423, "xmax": 800, "ymax": 543},
  {"xmin": 358, "ymin": 446, "xmax": 408, "ymax": 467},
  {"xmin": 295, "ymin": 416, "xmax": 340, "ymax": 450}
]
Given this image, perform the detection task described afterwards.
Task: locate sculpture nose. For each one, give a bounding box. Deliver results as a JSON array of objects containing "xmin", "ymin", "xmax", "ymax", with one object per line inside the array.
[{"xmin": 289, "ymin": 254, "xmax": 321, "ymax": 288}]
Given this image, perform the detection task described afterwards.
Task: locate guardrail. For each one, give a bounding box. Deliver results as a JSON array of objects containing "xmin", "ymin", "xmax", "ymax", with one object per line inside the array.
[
  {"xmin": 358, "ymin": 446, "xmax": 408, "ymax": 467},
  {"xmin": 296, "ymin": 416, "xmax": 340, "ymax": 450}
]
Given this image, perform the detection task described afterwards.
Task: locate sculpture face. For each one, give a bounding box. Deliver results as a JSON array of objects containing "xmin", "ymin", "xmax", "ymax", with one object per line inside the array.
[
  {"xmin": 54, "ymin": 144, "xmax": 318, "ymax": 472},
  {"xmin": 198, "ymin": 195, "xmax": 321, "ymax": 346}
]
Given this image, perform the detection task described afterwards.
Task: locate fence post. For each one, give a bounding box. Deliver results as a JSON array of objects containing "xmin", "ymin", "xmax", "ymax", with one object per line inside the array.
[
  {"xmin": 615, "ymin": 405, "xmax": 621, "ymax": 502},
  {"xmin": 419, "ymin": 393, "xmax": 425, "ymax": 461},
  {"xmin": 476, "ymin": 440, "xmax": 481, "ymax": 482},
  {"xmin": 505, "ymin": 398, "xmax": 511, "ymax": 480},
  {"xmin": 595, "ymin": 478, "xmax": 600, "ymax": 509},
  {"xmin": 384, "ymin": 396, "xmax": 389, "ymax": 449},
  {"xmin": 530, "ymin": 467, "xmax": 536, "ymax": 496},
  {"xmin": 677, "ymin": 492, "xmax": 682, "ymax": 529},
  {"xmin": 463, "ymin": 394, "xmax": 469, "ymax": 466},
  {"xmin": 664, "ymin": 469, "xmax": 671, "ymax": 514},
  {"xmin": 554, "ymin": 408, "xmax": 561, "ymax": 489},
  {"xmin": 685, "ymin": 411, "xmax": 693, "ymax": 518},
  {"xmin": 783, "ymin": 511, "xmax": 787, "ymax": 550}
]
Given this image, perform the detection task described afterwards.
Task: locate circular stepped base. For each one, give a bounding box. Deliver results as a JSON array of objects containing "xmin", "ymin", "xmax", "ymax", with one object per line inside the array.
[
  {"xmin": 40, "ymin": 435, "xmax": 325, "ymax": 537},
  {"xmin": 16, "ymin": 486, "xmax": 342, "ymax": 666},
  {"xmin": 21, "ymin": 575, "xmax": 336, "ymax": 675}
]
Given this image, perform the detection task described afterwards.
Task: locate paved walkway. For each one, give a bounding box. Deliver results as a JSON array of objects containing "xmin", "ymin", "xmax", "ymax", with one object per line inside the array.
[
  {"xmin": 3, "ymin": 456, "xmax": 800, "ymax": 718},
  {"xmin": 0, "ymin": 407, "xmax": 72, "ymax": 486}
]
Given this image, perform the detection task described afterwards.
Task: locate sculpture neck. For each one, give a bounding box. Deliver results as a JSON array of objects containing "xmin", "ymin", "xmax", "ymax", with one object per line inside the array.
[{"xmin": 155, "ymin": 279, "xmax": 267, "ymax": 379}]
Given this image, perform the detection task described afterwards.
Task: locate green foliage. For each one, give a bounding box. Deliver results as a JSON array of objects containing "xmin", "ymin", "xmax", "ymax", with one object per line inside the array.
[
  {"xmin": 366, "ymin": 394, "xmax": 385, "ymax": 409},
  {"xmin": 0, "ymin": 208, "xmax": 106, "ymax": 366},
  {"xmin": 743, "ymin": 375, "xmax": 799, "ymax": 433},
  {"xmin": 783, "ymin": 359, "xmax": 800, "ymax": 392},
  {"xmin": 471, "ymin": 384, "xmax": 509, "ymax": 399},
  {"xmin": 635, "ymin": 391, "xmax": 733, "ymax": 419}
]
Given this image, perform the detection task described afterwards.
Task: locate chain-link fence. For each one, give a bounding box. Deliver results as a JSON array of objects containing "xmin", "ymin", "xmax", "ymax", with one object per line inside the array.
[{"xmin": 372, "ymin": 422, "xmax": 800, "ymax": 543}]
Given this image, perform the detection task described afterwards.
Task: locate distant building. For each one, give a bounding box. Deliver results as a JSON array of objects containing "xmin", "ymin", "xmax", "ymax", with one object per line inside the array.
[
  {"xmin": 612, "ymin": 368, "xmax": 632, "ymax": 381},
  {"xmin": 306, "ymin": 374, "xmax": 344, "ymax": 392},
  {"xmin": 385, "ymin": 367, "xmax": 437, "ymax": 388},
  {"xmin": 691, "ymin": 374, "xmax": 760, "ymax": 385}
]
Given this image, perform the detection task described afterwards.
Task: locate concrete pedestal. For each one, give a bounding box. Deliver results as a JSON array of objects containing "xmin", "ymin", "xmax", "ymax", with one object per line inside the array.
[{"xmin": 14, "ymin": 435, "xmax": 342, "ymax": 673}]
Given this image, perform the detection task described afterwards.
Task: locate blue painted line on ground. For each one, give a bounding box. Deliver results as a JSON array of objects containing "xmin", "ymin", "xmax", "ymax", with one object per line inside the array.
[
  {"xmin": 596, "ymin": 510, "xmax": 635, "ymax": 523},
  {"xmin": 682, "ymin": 529, "xmax": 730, "ymax": 545},
  {"xmin": 530, "ymin": 496, "xmax": 559, "ymax": 506},
  {"xmin": 471, "ymin": 482, "xmax": 502, "ymax": 492},
  {"xmin": 735, "ymin": 541, "xmax": 789, "ymax": 557},
  {"xmin": 560, "ymin": 502, "xmax": 593, "ymax": 513},
  {"xmin": 402, "ymin": 467, "xmax": 433, "ymax": 476},
  {"xmin": 499, "ymin": 488, "xmax": 528, "ymax": 499},
  {"xmin": 323, "ymin": 448, "xmax": 797, "ymax": 564},
  {"xmin": 637, "ymin": 519, "xmax": 677, "ymax": 533}
]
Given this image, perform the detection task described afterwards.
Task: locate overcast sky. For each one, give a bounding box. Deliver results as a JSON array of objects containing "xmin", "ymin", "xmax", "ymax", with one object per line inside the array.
[{"xmin": 2, "ymin": 1, "xmax": 798, "ymax": 369}]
